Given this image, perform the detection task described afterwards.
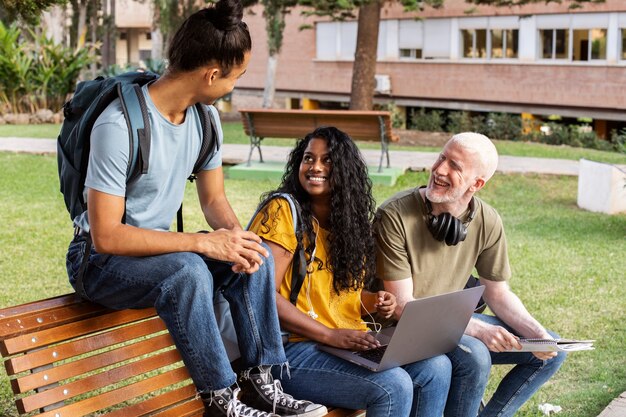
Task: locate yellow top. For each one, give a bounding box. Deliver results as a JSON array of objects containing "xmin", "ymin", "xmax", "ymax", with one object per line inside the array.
[{"xmin": 248, "ymin": 198, "xmax": 367, "ymax": 342}]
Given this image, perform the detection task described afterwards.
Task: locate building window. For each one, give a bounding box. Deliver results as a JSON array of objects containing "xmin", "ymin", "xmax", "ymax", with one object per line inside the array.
[
  {"xmin": 490, "ymin": 29, "xmax": 518, "ymax": 58},
  {"xmin": 540, "ymin": 29, "xmax": 568, "ymax": 59},
  {"xmin": 399, "ymin": 19, "xmax": 423, "ymax": 60},
  {"xmin": 622, "ymin": 29, "xmax": 626, "ymax": 60},
  {"xmin": 400, "ymin": 48, "xmax": 423, "ymax": 59},
  {"xmin": 461, "ymin": 29, "xmax": 487, "ymax": 58},
  {"xmin": 590, "ymin": 29, "xmax": 607, "ymax": 60},
  {"xmin": 315, "ymin": 21, "xmax": 357, "ymax": 60},
  {"xmin": 573, "ymin": 29, "xmax": 607, "ymax": 61},
  {"xmin": 139, "ymin": 50, "xmax": 151, "ymax": 62}
]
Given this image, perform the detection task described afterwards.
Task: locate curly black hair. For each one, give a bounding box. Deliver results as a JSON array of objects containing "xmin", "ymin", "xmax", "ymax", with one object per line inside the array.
[{"xmin": 258, "ymin": 126, "xmax": 376, "ymax": 293}]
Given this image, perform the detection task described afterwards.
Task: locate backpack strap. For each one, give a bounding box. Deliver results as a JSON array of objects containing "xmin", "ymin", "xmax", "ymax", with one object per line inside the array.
[
  {"xmin": 246, "ymin": 193, "xmax": 309, "ymax": 306},
  {"xmin": 191, "ymin": 103, "xmax": 219, "ymax": 177},
  {"xmin": 118, "ymin": 83, "xmax": 151, "ymax": 181},
  {"xmin": 176, "ymin": 104, "xmax": 219, "ymax": 233}
]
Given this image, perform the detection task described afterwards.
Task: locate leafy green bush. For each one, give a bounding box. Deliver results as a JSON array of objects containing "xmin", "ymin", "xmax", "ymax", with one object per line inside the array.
[
  {"xmin": 446, "ymin": 111, "xmax": 484, "ymax": 133},
  {"xmin": 535, "ymin": 123, "xmax": 625, "ymax": 154},
  {"xmin": 409, "ymin": 108, "xmax": 445, "ymax": 132},
  {"xmin": 609, "ymin": 128, "xmax": 626, "ymax": 154},
  {"xmin": 0, "ymin": 21, "xmax": 95, "ymax": 115},
  {"xmin": 99, "ymin": 59, "xmax": 167, "ymax": 77},
  {"xmin": 485, "ymin": 113, "xmax": 522, "ymax": 141}
]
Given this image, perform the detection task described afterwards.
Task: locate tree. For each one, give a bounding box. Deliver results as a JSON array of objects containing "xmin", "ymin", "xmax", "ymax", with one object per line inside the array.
[
  {"xmin": 259, "ymin": 0, "xmax": 297, "ymax": 107},
  {"xmin": 0, "ymin": 0, "xmax": 66, "ymax": 25},
  {"xmin": 150, "ymin": 0, "xmax": 214, "ymax": 64},
  {"xmin": 241, "ymin": 0, "xmax": 297, "ymax": 108},
  {"xmin": 349, "ymin": 0, "xmax": 380, "ymax": 110}
]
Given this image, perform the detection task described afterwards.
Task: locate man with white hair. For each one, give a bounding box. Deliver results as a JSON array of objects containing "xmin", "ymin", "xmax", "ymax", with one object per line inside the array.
[{"xmin": 373, "ymin": 132, "xmax": 566, "ymax": 417}]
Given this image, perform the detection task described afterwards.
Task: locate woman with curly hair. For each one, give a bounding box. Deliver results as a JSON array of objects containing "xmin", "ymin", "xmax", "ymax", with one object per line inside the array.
[{"xmin": 247, "ymin": 127, "xmax": 451, "ymax": 417}]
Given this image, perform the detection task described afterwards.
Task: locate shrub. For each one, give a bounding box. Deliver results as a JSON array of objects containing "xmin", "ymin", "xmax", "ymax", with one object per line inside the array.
[
  {"xmin": 409, "ymin": 108, "xmax": 444, "ymax": 132},
  {"xmin": 485, "ymin": 113, "xmax": 522, "ymax": 141},
  {"xmin": 446, "ymin": 111, "xmax": 485, "ymax": 133},
  {"xmin": 609, "ymin": 128, "xmax": 626, "ymax": 154},
  {"xmin": 0, "ymin": 21, "xmax": 95, "ymax": 115},
  {"xmin": 100, "ymin": 59, "xmax": 167, "ymax": 77},
  {"xmin": 378, "ymin": 102, "xmax": 405, "ymax": 129},
  {"xmin": 537, "ymin": 123, "xmax": 625, "ymax": 153}
]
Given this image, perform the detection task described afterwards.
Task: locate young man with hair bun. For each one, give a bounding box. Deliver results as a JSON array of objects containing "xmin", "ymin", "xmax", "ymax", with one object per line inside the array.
[{"xmin": 65, "ymin": 1, "xmax": 325, "ymax": 416}]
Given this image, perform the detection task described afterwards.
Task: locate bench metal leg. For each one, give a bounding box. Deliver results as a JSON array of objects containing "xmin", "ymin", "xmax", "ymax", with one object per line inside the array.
[
  {"xmin": 377, "ymin": 116, "xmax": 391, "ymax": 173},
  {"xmin": 245, "ymin": 113, "xmax": 264, "ymax": 166},
  {"xmin": 247, "ymin": 136, "xmax": 264, "ymax": 166}
]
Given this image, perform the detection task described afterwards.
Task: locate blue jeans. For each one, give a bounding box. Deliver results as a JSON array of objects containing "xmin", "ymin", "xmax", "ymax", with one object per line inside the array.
[
  {"xmin": 445, "ymin": 314, "xmax": 567, "ymax": 417},
  {"xmin": 65, "ymin": 236, "xmax": 287, "ymax": 392},
  {"xmin": 276, "ymin": 341, "xmax": 451, "ymax": 417}
]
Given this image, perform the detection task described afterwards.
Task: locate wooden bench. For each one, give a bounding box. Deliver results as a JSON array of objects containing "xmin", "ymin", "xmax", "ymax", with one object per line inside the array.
[
  {"xmin": 0, "ymin": 293, "xmax": 363, "ymax": 417},
  {"xmin": 239, "ymin": 109, "xmax": 399, "ymax": 172}
]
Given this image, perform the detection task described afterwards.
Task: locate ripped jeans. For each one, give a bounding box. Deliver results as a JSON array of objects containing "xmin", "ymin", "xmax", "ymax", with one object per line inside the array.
[
  {"xmin": 65, "ymin": 235, "xmax": 287, "ymax": 392},
  {"xmin": 445, "ymin": 314, "xmax": 567, "ymax": 417}
]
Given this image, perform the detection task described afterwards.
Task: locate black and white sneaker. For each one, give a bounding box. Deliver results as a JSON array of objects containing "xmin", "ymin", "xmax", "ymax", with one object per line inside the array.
[
  {"xmin": 203, "ymin": 386, "xmax": 280, "ymax": 417},
  {"xmin": 240, "ymin": 366, "xmax": 328, "ymax": 417}
]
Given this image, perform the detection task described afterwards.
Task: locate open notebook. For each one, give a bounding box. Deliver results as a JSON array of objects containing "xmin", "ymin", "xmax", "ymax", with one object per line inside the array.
[{"xmin": 507, "ymin": 338, "xmax": 595, "ymax": 352}]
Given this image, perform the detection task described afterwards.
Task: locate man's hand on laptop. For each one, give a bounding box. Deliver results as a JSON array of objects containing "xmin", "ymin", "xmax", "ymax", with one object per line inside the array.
[{"xmin": 324, "ymin": 329, "xmax": 381, "ymax": 350}]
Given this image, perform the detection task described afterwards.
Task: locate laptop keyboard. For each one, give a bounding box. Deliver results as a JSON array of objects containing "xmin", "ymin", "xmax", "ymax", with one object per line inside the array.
[{"xmin": 353, "ymin": 344, "xmax": 388, "ymax": 363}]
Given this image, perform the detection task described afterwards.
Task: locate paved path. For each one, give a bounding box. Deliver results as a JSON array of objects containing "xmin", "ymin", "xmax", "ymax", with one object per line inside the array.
[{"xmin": 0, "ymin": 137, "xmax": 581, "ymax": 176}]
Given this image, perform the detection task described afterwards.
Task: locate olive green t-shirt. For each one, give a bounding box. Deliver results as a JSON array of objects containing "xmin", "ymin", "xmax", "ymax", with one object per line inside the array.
[{"xmin": 374, "ymin": 187, "xmax": 511, "ymax": 298}]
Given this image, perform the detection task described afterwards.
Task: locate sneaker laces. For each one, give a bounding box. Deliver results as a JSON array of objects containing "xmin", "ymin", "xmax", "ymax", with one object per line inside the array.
[
  {"xmin": 264, "ymin": 379, "xmax": 309, "ymax": 412},
  {"xmin": 213, "ymin": 388, "xmax": 275, "ymax": 417}
]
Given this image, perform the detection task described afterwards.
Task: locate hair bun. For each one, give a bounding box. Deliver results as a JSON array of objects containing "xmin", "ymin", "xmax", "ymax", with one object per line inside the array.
[{"xmin": 213, "ymin": 0, "xmax": 244, "ymax": 31}]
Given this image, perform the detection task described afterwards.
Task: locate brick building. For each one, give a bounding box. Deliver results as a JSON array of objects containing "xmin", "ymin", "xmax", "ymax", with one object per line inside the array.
[
  {"xmin": 233, "ymin": 0, "xmax": 626, "ymax": 135},
  {"xmin": 71, "ymin": 0, "xmax": 625, "ymax": 134}
]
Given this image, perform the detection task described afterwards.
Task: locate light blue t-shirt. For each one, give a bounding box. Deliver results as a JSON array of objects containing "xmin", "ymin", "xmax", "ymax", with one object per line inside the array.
[{"xmin": 74, "ymin": 84, "xmax": 223, "ymax": 232}]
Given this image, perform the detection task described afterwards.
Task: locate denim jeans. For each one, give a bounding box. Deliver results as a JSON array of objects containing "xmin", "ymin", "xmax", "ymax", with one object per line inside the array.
[
  {"xmin": 66, "ymin": 235, "xmax": 287, "ymax": 392},
  {"xmin": 445, "ymin": 314, "xmax": 567, "ymax": 417},
  {"xmin": 275, "ymin": 341, "xmax": 451, "ymax": 417}
]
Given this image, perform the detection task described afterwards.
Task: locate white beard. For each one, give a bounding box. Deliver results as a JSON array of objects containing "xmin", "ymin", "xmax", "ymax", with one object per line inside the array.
[{"xmin": 425, "ymin": 182, "xmax": 466, "ymax": 204}]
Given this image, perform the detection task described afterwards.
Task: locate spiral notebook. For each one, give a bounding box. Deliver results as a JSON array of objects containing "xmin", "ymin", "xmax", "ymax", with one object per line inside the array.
[{"xmin": 508, "ymin": 338, "xmax": 595, "ymax": 352}]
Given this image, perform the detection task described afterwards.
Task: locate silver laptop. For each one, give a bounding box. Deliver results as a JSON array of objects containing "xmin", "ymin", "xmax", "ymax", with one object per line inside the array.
[{"xmin": 317, "ymin": 286, "xmax": 485, "ymax": 372}]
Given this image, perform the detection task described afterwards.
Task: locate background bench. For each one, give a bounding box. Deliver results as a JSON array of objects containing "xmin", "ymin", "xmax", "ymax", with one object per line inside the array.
[
  {"xmin": 239, "ymin": 109, "xmax": 399, "ymax": 172},
  {"xmin": 0, "ymin": 293, "xmax": 363, "ymax": 417}
]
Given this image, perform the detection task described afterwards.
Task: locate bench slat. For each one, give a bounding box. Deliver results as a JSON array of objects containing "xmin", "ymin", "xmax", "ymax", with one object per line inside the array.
[
  {"xmin": 6, "ymin": 316, "xmax": 167, "ymax": 375},
  {"xmin": 1, "ymin": 308, "xmax": 156, "ymax": 356},
  {"xmin": 105, "ymin": 384, "xmax": 198, "ymax": 417},
  {"xmin": 13, "ymin": 333, "xmax": 175, "ymax": 393},
  {"xmin": 325, "ymin": 410, "xmax": 365, "ymax": 417},
  {"xmin": 36, "ymin": 367, "xmax": 191, "ymax": 417},
  {"xmin": 0, "ymin": 299, "xmax": 107, "ymax": 340},
  {"xmin": 1, "ymin": 294, "xmax": 365, "ymax": 417},
  {"xmin": 151, "ymin": 398, "xmax": 204, "ymax": 417},
  {"xmin": 241, "ymin": 112, "xmax": 395, "ymax": 142},
  {"xmin": 18, "ymin": 349, "xmax": 185, "ymax": 412},
  {"xmin": 0, "ymin": 294, "xmax": 82, "ymax": 321},
  {"xmin": 239, "ymin": 108, "xmax": 398, "ymax": 171}
]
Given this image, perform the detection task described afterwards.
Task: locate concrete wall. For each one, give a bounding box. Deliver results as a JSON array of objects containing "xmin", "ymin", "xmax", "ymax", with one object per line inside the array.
[{"xmin": 578, "ymin": 159, "xmax": 626, "ymax": 214}]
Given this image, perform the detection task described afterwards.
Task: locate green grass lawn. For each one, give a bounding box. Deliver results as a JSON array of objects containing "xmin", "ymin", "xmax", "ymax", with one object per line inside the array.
[
  {"xmin": 0, "ymin": 151, "xmax": 624, "ymax": 416},
  {"xmin": 2, "ymin": 122, "xmax": 626, "ymax": 165}
]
